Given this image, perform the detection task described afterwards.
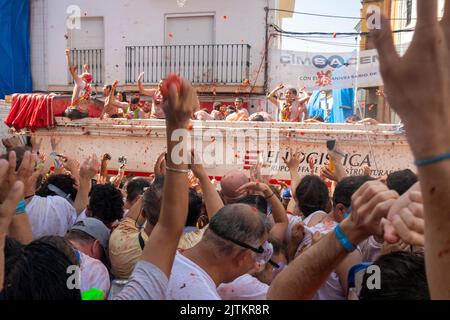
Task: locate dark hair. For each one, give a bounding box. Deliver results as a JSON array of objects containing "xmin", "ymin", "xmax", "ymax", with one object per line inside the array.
[
  {"xmin": 130, "ymin": 97, "xmax": 140, "ymax": 105},
  {"xmin": 295, "ymin": 176, "xmax": 329, "ymax": 217},
  {"xmin": 386, "ymin": 169, "xmax": 418, "ymax": 196},
  {"xmin": 226, "ymin": 107, "xmax": 236, "ymax": 115},
  {"xmin": 3, "ymin": 237, "xmax": 81, "ymax": 300},
  {"xmin": 237, "ymin": 195, "xmax": 268, "ymax": 215},
  {"xmin": 288, "ymin": 88, "xmax": 298, "ymax": 95},
  {"xmin": 252, "ymin": 115, "xmax": 265, "ymax": 122},
  {"xmin": 88, "ymin": 183, "xmax": 124, "ymax": 226},
  {"xmin": 126, "ymin": 178, "xmax": 151, "ymax": 204},
  {"xmin": 213, "ymin": 102, "xmax": 222, "ymax": 111},
  {"xmin": 333, "ymin": 176, "xmax": 374, "ymax": 208},
  {"xmin": 359, "ymin": 252, "xmax": 429, "ymax": 300},
  {"xmin": 269, "ymin": 237, "xmax": 287, "ymax": 258},
  {"xmin": 36, "ymin": 174, "xmax": 78, "ymax": 202},
  {"xmin": 235, "ymin": 97, "xmax": 244, "ymax": 103},
  {"xmin": 117, "ymin": 91, "xmax": 127, "ymax": 103},
  {"xmin": 142, "ymin": 178, "xmax": 164, "ymax": 226},
  {"xmin": 185, "ymin": 189, "xmax": 203, "ymax": 227}
]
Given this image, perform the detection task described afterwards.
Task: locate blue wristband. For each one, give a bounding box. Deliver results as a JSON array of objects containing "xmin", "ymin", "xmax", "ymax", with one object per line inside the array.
[
  {"xmin": 15, "ymin": 200, "xmax": 27, "ymax": 214},
  {"xmin": 334, "ymin": 224, "xmax": 356, "ymax": 252},
  {"xmin": 414, "ymin": 153, "xmax": 450, "ymax": 167}
]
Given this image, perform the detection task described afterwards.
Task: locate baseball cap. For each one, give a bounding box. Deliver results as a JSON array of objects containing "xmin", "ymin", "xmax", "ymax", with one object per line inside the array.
[{"xmin": 71, "ymin": 218, "xmax": 110, "ymax": 250}]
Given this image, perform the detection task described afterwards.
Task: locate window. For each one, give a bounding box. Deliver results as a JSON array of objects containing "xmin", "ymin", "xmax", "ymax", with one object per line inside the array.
[{"xmin": 406, "ymin": 0, "xmax": 413, "ymax": 26}]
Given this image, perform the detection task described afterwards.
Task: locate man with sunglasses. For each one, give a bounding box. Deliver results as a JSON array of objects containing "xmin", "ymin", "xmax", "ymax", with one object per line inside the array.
[{"xmin": 166, "ymin": 204, "xmax": 270, "ymax": 300}]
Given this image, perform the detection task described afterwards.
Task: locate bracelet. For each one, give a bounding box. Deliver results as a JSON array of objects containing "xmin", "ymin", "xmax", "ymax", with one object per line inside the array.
[
  {"xmin": 165, "ymin": 165, "xmax": 190, "ymax": 174},
  {"xmin": 15, "ymin": 200, "xmax": 27, "ymax": 214},
  {"xmin": 414, "ymin": 152, "xmax": 450, "ymax": 167},
  {"xmin": 265, "ymin": 192, "xmax": 275, "ymax": 200},
  {"xmin": 334, "ymin": 224, "xmax": 356, "ymax": 252}
]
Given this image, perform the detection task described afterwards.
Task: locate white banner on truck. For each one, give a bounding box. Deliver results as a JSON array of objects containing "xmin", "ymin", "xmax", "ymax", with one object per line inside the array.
[{"xmin": 270, "ymin": 49, "xmax": 383, "ymax": 90}]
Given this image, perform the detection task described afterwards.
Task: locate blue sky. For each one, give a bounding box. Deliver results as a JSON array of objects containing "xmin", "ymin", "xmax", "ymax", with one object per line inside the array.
[{"xmin": 281, "ymin": 0, "xmax": 362, "ymax": 53}]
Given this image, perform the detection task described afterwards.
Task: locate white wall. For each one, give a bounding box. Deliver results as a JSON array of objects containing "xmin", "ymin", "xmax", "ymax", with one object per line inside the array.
[{"xmin": 33, "ymin": 0, "xmax": 274, "ymax": 87}]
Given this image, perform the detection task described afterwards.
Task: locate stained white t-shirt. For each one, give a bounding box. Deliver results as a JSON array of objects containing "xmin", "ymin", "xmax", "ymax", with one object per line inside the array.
[
  {"xmin": 79, "ymin": 251, "xmax": 111, "ymax": 295},
  {"xmin": 217, "ymin": 274, "xmax": 269, "ymax": 300},
  {"xmin": 114, "ymin": 260, "xmax": 168, "ymax": 300},
  {"xmin": 26, "ymin": 195, "xmax": 77, "ymax": 239},
  {"xmin": 167, "ymin": 252, "xmax": 220, "ymax": 300}
]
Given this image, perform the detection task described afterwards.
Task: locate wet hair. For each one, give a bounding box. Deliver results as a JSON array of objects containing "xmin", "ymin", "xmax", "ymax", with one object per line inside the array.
[
  {"xmin": 333, "ymin": 176, "xmax": 375, "ymax": 208},
  {"xmin": 237, "ymin": 195, "xmax": 268, "ymax": 215},
  {"xmin": 117, "ymin": 91, "xmax": 127, "ymax": 103},
  {"xmin": 235, "ymin": 97, "xmax": 244, "ymax": 103},
  {"xmin": 288, "ymin": 88, "xmax": 298, "ymax": 96},
  {"xmin": 88, "ymin": 183, "xmax": 124, "ymax": 226},
  {"xmin": 185, "ymin": 188, "xmax": 203, "ymax": 227},
  {"xmin": 126, "ymin": 178, "xmax": 151, "ymax": 204},
  {"xmin": 3, "ymin": 236, "xmax": 81, "ymax": 300},
  {"xmin": 386, "ymin": 169, "xmax": 418, "ymax": 196},
  {"xmin": 359, "ymin": 252, "xmax": 429, "ymax": 300},
  {"xmin": 142, "ymin": 178, "xmax": 164, "ymax": 226},
  {"xmin": 252, "ymin": 115, "xmax": 265, "ymax": 122},
  {"xmin": 130, "ymin": 97, "xmax": 140, "ymax": 105},
  {"xmin": 36, "ymin": 174, "xmax": 78, "ymax": 202},
  {"xmin": 213, "ymin": 102, "xmax": 223, "ymax": 111},
  {"xmin": 204, "ymin": 204, "xmax": 267, "ymax": 257},
  {"xmin": 295, "ymin": 175, "xmax": 329, "ymax": 217}
]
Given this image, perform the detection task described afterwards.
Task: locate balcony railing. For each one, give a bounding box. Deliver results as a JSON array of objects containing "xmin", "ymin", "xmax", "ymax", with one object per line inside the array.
[
  {"xmin": 69, "ymin": 49, "xmax": 104, "ymax": 85},
  {"xmin": 125, "ymin": 44, "xmax": 251, "ymax": 84}
]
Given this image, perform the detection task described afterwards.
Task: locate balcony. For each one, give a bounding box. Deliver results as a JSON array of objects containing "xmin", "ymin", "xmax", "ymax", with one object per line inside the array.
[
  {"xmin": 68, "ymin": 49, "xmax": 104, "ymax": 85},
  {"xmin": 125, "ymin": 44, "xmax": 251, "ymax": 85}
]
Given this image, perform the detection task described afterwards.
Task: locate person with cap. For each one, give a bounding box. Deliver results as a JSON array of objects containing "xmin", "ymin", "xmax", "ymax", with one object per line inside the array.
[
  {"xmin": 63, "ymin": 49, "xmax": 92, "ymax": 120},
  {"xmin": 66, "ymin": 217, "xmax": 110, "ymax": 263}
]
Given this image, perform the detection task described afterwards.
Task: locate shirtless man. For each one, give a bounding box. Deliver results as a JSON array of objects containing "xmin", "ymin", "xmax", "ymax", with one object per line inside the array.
[
  {"xmin": 267, "ymin": 84, "xmax": 310, "ymax": 122},
  {"xmin": 137, "ymin": 72, "xmax": 165, "ymax": 119},
  {"xmin": 64, "ymin": 49, "xmax": 93, "ymax": 119},
  {"xmin": 100, "ymin": 81, "xmax": 126, "ymax": 119}
]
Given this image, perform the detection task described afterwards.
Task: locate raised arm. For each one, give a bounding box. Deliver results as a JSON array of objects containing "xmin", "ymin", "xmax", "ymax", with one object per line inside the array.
[
  {"xmin": 190, "ymin": 154, "xmax": 224, "ymax": 219},
  {"xmin": 282, "ymin": 151, "xmax": 303, "ymax": 206},
  {"xmin": 140, "ymin": 78, "xmax": 199, "ymax": 277},
  {"xmin": 73, "ymin": 155, "xmax": 99, "ymax": 215},
  {"xmin": 268, "ymin": 181, "xmax": 398, "ymax": 299},
  {"xmin": 371, "ymin": 0, "xmax": 450, "ymax": 299},
  {"xmin": 137, "ymin": 72, "xmax": 157, "ymax": 97},
  {"xmin": 65, "ymin": 49, "xmax": 78, "ymax": 81},
  {"xmin": 267, "ymin": 84, "xmax": 284, "ymax": 107}
]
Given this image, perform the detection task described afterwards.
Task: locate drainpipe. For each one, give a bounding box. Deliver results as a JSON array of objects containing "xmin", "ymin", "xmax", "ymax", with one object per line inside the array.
[{"xmin": 264, "ymin": 6, "xmax": 269, "ymax": 94}]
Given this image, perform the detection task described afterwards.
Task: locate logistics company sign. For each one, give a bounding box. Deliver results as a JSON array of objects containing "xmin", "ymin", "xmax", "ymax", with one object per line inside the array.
[{"xmin": 271, "ymin": 49, "xmax": 383, "ymax": 90}]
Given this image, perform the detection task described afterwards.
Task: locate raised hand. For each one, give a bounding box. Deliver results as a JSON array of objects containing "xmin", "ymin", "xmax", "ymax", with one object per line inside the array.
[
  {"xmin": 164, "ymin": 78, "xmax": 200, "ymax": 129},
  {"xmin": 154, "ymin": 152, "xmax": 166, "ymax": 176},
  {"xmin": 137, "ymin": 72, "xmax": 145, "ymax": 83},
  {"xmin": 0, "ymin": 158, "xmax": 24, "ymax": 232},
  {"xmin": 30, "ymin": 135, "xmax": 43, "ymax": 154},
  {"xmin": 79, "ymin": 154, "xmax": 100, "ymax": 181},
  {"xmin": 50, "ymin": 135, "xmax": 61, "ymax": 152},
  {"xmin": 282, "ymin": 150, "xmax": 303, "ymax": 172}
]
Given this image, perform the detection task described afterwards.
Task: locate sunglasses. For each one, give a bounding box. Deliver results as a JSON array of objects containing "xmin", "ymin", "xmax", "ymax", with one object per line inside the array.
[{"xmin": 210, "ymin": 227, "xmax": 279, "ymax": 268}]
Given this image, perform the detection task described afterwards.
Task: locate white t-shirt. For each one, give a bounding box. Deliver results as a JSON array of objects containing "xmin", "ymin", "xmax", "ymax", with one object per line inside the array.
[
  {"xmin": 217, "ymin": 274, "xmax": 268, "ymax": 300},
  {"xmin": 114, "ymin": 260, "xmax": 168, "ymax": 300},
  {"xmin": 167, "ymin": 252, "xmax": 220, "ymax": 300},
  {"xmin": 79, "ymin": 251, "xmax": 111, "ymax": 295},
  {"xmin": 26, "ymin": 195, "xmax": 77, "ymax": 239}
]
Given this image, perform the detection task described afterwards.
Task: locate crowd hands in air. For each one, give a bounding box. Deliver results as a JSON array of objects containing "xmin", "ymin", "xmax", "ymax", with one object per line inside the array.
[
  {"xmin": 0, "ymin": 1, "xmax": 448, "ymax": 300},
  {"xmin": 64, "ymin": 50, "xmax": 378, "ymax": 124}
]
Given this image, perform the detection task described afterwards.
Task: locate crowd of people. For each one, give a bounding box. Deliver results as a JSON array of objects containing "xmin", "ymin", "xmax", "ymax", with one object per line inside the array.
[{"xmin": 0, "ymin": 3, "xmax": 449, "ymax": 301}]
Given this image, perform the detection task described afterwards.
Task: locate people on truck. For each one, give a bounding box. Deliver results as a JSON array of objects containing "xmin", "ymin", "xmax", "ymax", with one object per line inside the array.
[
  {"xmin": 267, "ymin": 84, "xmax": 310, "ymax": 122},
  {"xmin": 137, "ymin": 72, "xmax": 165, "ymax": 119}
]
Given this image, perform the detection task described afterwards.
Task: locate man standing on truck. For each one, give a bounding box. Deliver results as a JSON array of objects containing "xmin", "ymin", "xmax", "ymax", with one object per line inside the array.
[
  {"xmin": 63, "ymin": 49, "xmax": 93, "ymax": 120},
  {"xmin": 137, "ymin": 72, "xmax": 165, "ymax": 119},
  {"xmin": 267, "ymin": 84, "xmax": 310, "ymax": 122}
]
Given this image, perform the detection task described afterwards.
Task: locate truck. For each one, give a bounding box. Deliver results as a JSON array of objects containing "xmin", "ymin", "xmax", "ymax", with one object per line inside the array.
[{"xmin": 1, "ymin": 98, "xmax": 414, "ymax": 182}]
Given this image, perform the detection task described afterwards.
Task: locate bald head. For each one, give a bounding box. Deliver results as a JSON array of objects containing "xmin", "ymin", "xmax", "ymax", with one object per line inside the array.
[{"xmin": 220, "ymin": 170, "xmax": 250, "ymax": 202}]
